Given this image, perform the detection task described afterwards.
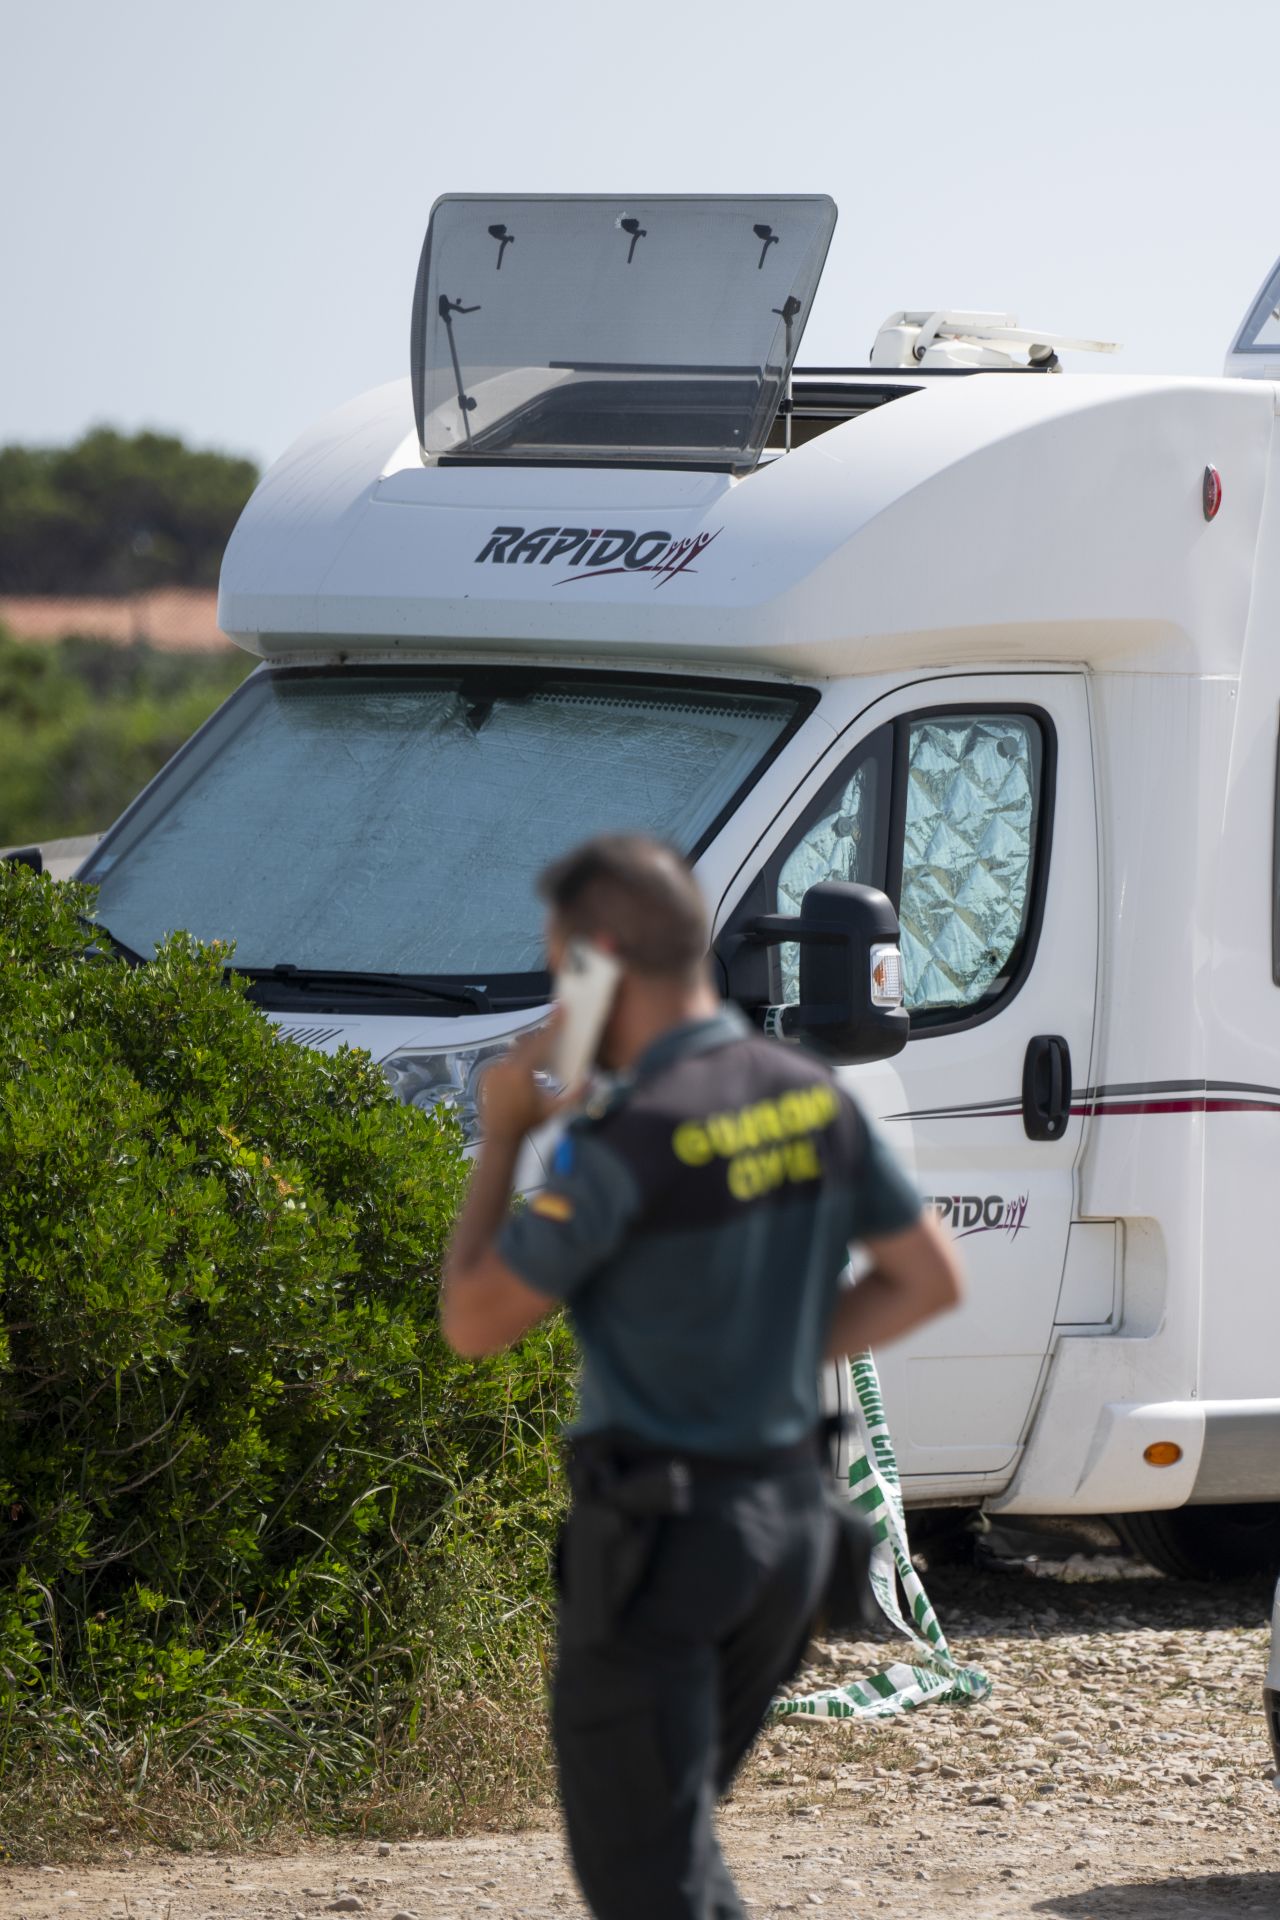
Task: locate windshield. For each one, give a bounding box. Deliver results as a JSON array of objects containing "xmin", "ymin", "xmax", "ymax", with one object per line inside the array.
[
  {"xmin": 81, "ymin": 666, "xmax": 809, "ymax": 990},
  {"xmin": 411, "ymin": 194, "xmax": 836, "ymax": 472}
]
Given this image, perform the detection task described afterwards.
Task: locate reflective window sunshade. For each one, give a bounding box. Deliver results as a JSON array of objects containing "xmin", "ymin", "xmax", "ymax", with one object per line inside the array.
[
  {"xmin": 778, "ymin": 757, "xmax": 880, "ymax": 1005},
  {"xmin": 771, "ymin": 713, "xmax": 1041, "ymax": 1018},
  {"xmin": 898, "ymin": 716, "xmax": 1040, "ymax": 1012}
]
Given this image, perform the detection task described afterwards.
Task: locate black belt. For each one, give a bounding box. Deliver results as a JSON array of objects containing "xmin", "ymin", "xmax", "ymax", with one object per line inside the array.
[
  {"xmin": 556, "ymin": 1419, "xmax": 872, "ymax": 1646},
  {"xmin": 564, "ymin": 1424, "xmax": 831, "ymax": 1517}
]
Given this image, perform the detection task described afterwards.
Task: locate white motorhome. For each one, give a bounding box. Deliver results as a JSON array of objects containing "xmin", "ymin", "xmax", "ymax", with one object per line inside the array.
[{"xmin": 76, "ymin": 195, "xmax": 1280, "ymax": 1576}]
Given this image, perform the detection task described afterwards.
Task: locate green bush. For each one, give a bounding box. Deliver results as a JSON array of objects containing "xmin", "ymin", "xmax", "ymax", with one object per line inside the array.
[
  {"xmin": 0, "ymin": 626, "xmax": 253, "ymax": 846},
  {"xmin": 0, "ymin": 430, "xmax": 258, "ymax": 594},
  {"xmin": 0, "ymin": 864, "xmax": 573, "ymax": 1846}
]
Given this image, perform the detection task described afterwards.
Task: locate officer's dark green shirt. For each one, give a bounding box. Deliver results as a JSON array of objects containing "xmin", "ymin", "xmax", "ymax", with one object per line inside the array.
[{"xmin": 497, "ymin": 1006, "xmax": 921, "ymax": 1456}]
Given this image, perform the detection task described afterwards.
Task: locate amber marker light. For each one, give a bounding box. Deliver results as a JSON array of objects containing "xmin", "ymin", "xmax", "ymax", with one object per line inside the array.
[
  {"xmin": 1143, "ymin": 1441, "xmax": 1183, "ymax": 1468},
  {"xmin": 869, "ymin": 943, "xmax": 904, "ymax": 1009}
]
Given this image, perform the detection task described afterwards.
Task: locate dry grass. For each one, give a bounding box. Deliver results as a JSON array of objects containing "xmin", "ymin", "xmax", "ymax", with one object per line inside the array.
[{"xmin": 0, "ymin": 1674, "xmax": 558, "ymax": 1862}]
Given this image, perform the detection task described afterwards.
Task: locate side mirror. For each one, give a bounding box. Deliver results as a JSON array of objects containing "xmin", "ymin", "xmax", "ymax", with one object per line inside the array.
[
  {"xmin": 3, "ymin": 847, "xmax": 43, "ymax": 875},
  {"xmin": 725, "ymin": 881, "xmax": 909, "ymax": 1064}
]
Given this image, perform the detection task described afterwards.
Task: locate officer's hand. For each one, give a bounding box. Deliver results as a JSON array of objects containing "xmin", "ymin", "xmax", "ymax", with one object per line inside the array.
[{"xmin": 480, "ymin": 1020, "xmax": 569, "ymax": 1143}]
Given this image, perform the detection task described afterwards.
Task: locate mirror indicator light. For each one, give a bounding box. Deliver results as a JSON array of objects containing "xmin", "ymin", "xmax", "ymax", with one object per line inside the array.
[
  {"xmin": 869, "ymin": 943, "xmax": 904, "ymax": 1009},
  {"xmin": 1203, "ymin": 465, "xmax": 1223, "ymax": 521}
]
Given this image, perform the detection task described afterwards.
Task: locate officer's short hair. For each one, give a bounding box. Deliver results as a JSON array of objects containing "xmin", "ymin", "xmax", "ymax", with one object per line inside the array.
[{"xmin": 538, "ymin": 835, "xmax": 708, "ymax": 978}]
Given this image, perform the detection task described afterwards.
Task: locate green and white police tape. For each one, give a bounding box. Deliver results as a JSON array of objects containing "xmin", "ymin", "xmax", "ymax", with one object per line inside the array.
[{"xmin": 777, "ymin": 1351, "xmax": 991, "ymax": 1721}]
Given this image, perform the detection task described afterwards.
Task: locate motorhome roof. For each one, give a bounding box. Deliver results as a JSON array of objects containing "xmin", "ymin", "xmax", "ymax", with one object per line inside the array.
[{"xmin": 219, "ymin": 367, "xmax": 1279, "ymax": 681}]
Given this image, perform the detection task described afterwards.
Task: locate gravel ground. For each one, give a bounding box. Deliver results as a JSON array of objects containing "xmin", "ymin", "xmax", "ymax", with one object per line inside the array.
[{"xmin": 2, "ymin": 1522, "xmax": 1276, "ymax": 1919}]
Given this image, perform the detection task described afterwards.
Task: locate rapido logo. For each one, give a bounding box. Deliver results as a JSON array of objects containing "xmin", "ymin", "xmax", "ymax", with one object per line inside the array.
[
  {"xmin": 925, "ymin": 1193, "xmax": 1029, "ymax": 1241},
  {"xmin": 473, "ymin": 523, "xmax": 720, "ymax": 588}
]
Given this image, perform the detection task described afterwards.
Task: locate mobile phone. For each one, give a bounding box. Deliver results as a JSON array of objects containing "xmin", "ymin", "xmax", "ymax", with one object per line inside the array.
[{"xmin": 551, "ymin": 939, "xmax": 622, "ymax": 1087}]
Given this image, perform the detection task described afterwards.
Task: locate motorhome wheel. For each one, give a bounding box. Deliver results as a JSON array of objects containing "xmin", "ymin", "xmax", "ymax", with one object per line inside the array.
[{"xmin": 1112, "ymin": 1505, "xmax": 1280, "ymax": 1582}]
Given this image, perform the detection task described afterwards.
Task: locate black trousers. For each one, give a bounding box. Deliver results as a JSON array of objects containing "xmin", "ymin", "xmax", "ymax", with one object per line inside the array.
[{"xmin": 552, "ymin": 1461, "xmax": 834, "ymax": 1920}]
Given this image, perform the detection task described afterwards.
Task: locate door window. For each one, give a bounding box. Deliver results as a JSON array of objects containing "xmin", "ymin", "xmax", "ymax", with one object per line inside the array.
[
  {"xmin": 898, "ymin": 714, "xmax": 1041, "ymax": 1015},
  {"xmin": 766, "ymin": 707, "xmax": 1048, "ymax": 1028},
  {"xmin": 776, "ymin": 748, "xmax": 882, "ymax": 1002}
]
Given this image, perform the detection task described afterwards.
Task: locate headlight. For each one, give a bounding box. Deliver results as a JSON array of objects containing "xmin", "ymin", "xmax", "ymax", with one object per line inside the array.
[{"xmin": 381, "ymin": 1030, "xmax": 545, "ymax": 1146}]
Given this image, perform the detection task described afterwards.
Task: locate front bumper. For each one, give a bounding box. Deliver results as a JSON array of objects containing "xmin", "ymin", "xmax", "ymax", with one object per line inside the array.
[{"xmin": 992, "ymin": 1387, "xmax": 1280, "ymax": 1517}]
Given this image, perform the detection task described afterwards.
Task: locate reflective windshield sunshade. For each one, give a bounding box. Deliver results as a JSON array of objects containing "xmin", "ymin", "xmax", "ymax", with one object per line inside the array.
[
  {"xmin": 79, "ymin": 668, "xmax": 808, "ymax": 983},
  {"xmin": 411, "ymin": 194, "xmax": 837, "ymax": 472}
]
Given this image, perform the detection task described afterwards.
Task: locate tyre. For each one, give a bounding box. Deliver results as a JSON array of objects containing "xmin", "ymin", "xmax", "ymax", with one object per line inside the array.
[{"xmin": 1112, "ymin": 1503, "xmax": 1280, "ymax": 1580}]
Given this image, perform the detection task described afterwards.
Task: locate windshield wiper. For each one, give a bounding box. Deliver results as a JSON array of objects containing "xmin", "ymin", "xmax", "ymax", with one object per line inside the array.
[
  {"xmin": 80, "ymin": 916, "xmax": 149, "ymax": 967},
  {"xmin": 228, "ymin": 963, "xmax": 492, "ymax": 1013}
]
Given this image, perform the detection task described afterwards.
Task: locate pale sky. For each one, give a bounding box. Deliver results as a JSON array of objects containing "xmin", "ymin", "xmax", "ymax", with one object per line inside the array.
[{"xmin": 2, "ymin": 0, "xmax": 1276, "ymax": 469}]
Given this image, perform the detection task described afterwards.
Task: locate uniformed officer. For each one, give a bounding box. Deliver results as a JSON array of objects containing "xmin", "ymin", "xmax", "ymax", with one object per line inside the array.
[{"xmin": 441, "ymin": 834, "xmax": 964, "ymax": 1920}]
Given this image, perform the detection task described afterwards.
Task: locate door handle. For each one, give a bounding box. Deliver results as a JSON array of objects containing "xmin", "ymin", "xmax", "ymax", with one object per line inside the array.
[{"xmin": 1022, "ymin": 1034, "xmax": 1072, "ymax": 1141}]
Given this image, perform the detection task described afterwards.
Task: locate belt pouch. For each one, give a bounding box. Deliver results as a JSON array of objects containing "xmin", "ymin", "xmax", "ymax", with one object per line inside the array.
[{"xmin": 561, "ymin": 1501, "xmax": 662, "ymax": 1647}]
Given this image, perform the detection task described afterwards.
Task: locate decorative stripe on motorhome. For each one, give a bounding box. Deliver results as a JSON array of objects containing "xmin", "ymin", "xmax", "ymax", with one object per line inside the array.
[{"xmin": 883, "ymin": 1078, "xmax": 1280, "ymax": 1123}]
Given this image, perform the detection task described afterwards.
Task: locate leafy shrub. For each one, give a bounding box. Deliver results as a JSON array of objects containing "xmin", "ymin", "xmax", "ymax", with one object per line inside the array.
[
  {"xmin": 0, "ymin": 625, "xmax": 253, "ymax": 845},
  {"xmin": 0, "ymin": 864, "xmax": 573, "ymax": 1844},
  {"xmin": 0, "ymin": 430, "xmax": 258, "ymax": 594}
]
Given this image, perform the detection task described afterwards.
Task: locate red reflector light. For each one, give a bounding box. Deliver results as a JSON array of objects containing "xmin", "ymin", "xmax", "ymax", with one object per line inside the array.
[{"xmin": 1203, "ymin": 465, "xmax": 1223, "ymax": 521}]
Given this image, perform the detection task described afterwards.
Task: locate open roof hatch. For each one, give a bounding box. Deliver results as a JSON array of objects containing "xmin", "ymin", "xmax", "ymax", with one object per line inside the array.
[
  {"xmin": 1225, "ymin": 252, "xmax": 1280, "ymax": 376},
  {"xmin": 410, "ymin": 194, "xmax": 837, "ymax": 473}
]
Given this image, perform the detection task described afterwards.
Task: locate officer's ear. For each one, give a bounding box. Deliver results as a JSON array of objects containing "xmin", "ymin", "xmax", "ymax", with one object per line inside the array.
[
  {"xmin": 545, "ymin": 911, "xmax": 622, "ymax": 975},
  {"xmin": 545, "ymin": 914, "xmax": 568, "ymax": 974}
]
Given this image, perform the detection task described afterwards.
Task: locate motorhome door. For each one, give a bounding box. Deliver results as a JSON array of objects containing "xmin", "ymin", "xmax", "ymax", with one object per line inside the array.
[{"xmin": 720, "ymin": 671, "xmax": 1097, "ymax": 1489}]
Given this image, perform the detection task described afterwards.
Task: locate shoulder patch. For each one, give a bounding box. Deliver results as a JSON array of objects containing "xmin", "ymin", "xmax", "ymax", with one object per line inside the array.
[{"xmin": 531, "ymin": 1190, "xmax": 575, "ymax": 1223}]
